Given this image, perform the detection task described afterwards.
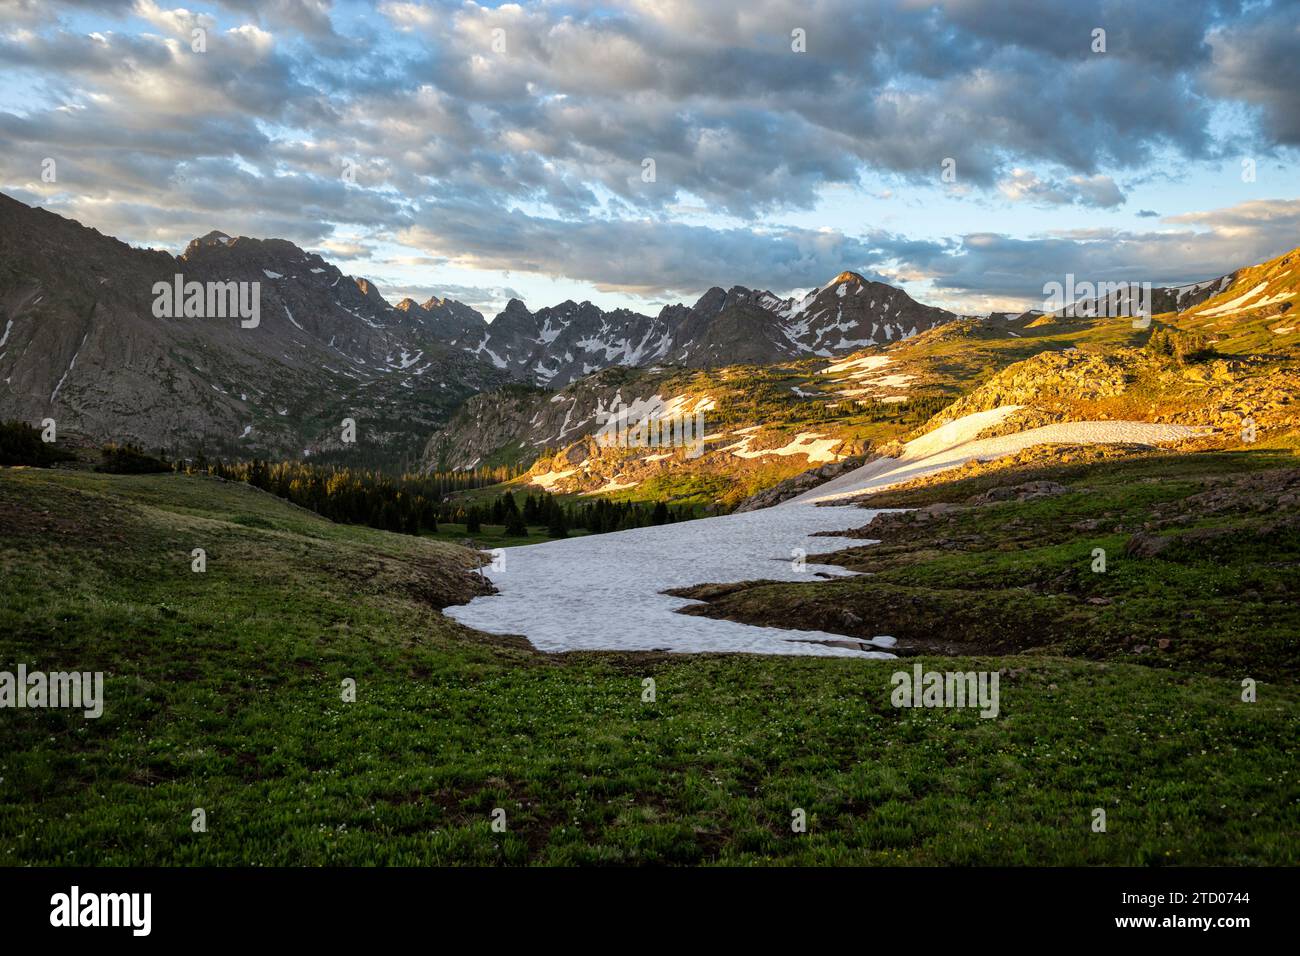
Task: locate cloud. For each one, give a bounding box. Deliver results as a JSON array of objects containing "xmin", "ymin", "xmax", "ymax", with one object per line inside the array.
[
  {"xmin": 353, "ymin": 0, "xmax": 1244, "ymax": 214},
  {"xmin": 314, "ymin": 238, "xmax": 374, "ymax": 260},
  {"xmin": 888, "ymin": 198, "xmax": 1300, "ymax": 302},
  {"xmin": 378, "ymin": 281, "xmax": 523, "ymax": 316},
  {"xmin": 131, "ymin": 0, "xmax": 216, "ymax": 38},
  {"xmin": 998, "ymin": 169, "xmax": 1126, "ymax": 208},
  {"xmin": 214, "ymin": 0, "xmax": 339, "ymax": 40},
  {"xmin": 399, "ymin": 204, "xmax": 894, "ymax": 297},
  {"xmin": 1, "ymin": 0, "xmax": 1297, "ymax": 314},
  {"xmin": 1205, "ymin": 3, "xmax": 1300, "ymax": 145}
]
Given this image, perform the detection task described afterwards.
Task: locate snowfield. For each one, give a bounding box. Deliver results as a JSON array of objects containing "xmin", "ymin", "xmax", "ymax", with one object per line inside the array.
[
  {"xmin": 446, "ymin": 501, "xmax": 888, "ymax": 657},
  {"xmin": 793, "ymin": 408, "xmax": 1205, "ymax": 504},
  {"xmin": 447, "ymin": 407, "xmax": 1205, "ymax": 657}
]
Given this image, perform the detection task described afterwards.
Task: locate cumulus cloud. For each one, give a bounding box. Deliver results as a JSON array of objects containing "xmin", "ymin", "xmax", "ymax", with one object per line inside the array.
[
  {"xmin": 1205, "ymin": 2, "xmax": 1300, "ymax": 145},
  {"xmin": 998, "ymin": 169, "xmax": 1126, "ymax": 208},
  {"xmin": 314, "ymin": 238, "xmax": 375, "ymax": 260},
  {"xmin": 1, "ymin": 0, "xmax": 1297, "ymax": 310}
]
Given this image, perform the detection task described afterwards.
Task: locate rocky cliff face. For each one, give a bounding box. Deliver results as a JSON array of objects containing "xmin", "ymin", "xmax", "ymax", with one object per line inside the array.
[
  {"xmin": 458, "ymin": 298, "xmax": 674, "ymax": 387},
  {"xmin": 421, "ymin": 367, "xmax": 678, "ymax": 471},
  {"xmin": 392, "ymin": 295, "xmax": 488, "ymax": 347},
  {"xmin": 0, "ymin": 193, "xmax": 507, "ymax": 466},
  {"xmin": 758, "ymin": 271, "xmax": 958, "ymax": 354}
]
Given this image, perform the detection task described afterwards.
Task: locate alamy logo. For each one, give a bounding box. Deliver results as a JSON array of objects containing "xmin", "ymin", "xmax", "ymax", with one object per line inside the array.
[
  {"xmin": 0, "ymin": 665, "xmax": 103, "ymax": 718},
  {"xmin": 1042, "ymin": 274, "xmax": 1151, "ymax": 319},
  {"xmin": 594, "ymin": 397, "xmax": 706, "ymax": 459},
  {"xmin": 50, "ymin": 886, "xmax": 151, "ymax": 936},
  {"xmin": 890, "ymin": 664, "xmax": 1000, "ymax": 718},
  {"xmin": 152, "ymin": 274, "xmax": 261, "ymax": 328}
]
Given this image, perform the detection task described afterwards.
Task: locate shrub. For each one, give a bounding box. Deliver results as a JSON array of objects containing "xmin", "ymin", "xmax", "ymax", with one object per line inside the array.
[{"xmin": 96, "ymin": 442, "xmax": 171, "ymax": 474}]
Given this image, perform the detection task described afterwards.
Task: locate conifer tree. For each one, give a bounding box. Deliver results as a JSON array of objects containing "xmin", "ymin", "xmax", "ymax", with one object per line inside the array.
[{"xmin": 505, "ymin": 508, "xmax": 528, "ymax": 536}]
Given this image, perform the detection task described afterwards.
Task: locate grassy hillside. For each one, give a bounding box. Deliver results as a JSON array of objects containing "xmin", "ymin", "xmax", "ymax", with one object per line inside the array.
[
  {"xmin": 428, "ymin": 358, "xmax": 952, "ymax": 508},
  {"xmin": 1, "ymin": 467, "xmax": 1296, "ymax": 864},
  {"xmin": 1171, "ymin": 246, "xmax": 1300, "ymax": 355},
  {"xmin": 427, "ymin": 247, "xmax": 1300, "ymax": 510}
]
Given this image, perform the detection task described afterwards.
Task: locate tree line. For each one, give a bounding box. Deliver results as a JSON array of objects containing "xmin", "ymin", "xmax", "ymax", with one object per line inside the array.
[
  {"xmin": 1, "ymin": 421, "xmax": 694, "ymax": 539},
  {"xmin": 178, "ymin": 457, "xmax": 693, "ymax": 538}
]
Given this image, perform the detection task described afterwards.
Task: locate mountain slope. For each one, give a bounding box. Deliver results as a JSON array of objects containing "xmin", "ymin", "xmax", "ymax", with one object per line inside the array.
[
  {"xmin": 420, "ymin": 351, "xmax": 949, "ymax": 505},
  {"xmin": 0, "ymin": 194, "xmax": 508, "ymax": 466},
  {"xmin": 759, "ymin": 270, "xmax": 957, "ymax": 354},
  {"xmin": 1170, "ymin": 246, "xmax": 1300, "ymax": 353},
  {"xmin": 424, "ymin": 245, "xmax": 1300, "ymax": 505},
  {"xmin": 0, "ymin": 194, "xmax": 964, "ymax": 457}
]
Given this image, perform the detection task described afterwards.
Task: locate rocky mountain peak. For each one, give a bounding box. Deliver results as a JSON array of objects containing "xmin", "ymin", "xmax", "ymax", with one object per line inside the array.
[
  {"xmin": 179, "ymin": 233, "xmax": 330, "ymax": 280},
  {"xmin": 182, "ymin": 230, "xmax": 236, "ymax": 258},
  {"xmin": 353, "ymin": 277, "xmax": 387, "ymax": 306},
  {"xmin": 691, "ymin": 286, "xmax": 732, "ymax": 316},
  {"xmin": 394, "ymin": 297, "xmax": 423, "ymax": 312},
  {"xmin": 829, "ymin": 270, "xmax": 867, "ymax": 286}
]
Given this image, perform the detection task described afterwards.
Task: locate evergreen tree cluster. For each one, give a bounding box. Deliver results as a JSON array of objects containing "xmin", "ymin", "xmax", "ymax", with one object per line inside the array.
[
  {"xmin": 1145, "ymin": 327, "xmax": 1210, "ymax": 366},
  {"xmin": 177, "ymin": 457, "xmax": 692, "ymax": 538},
  {"xmin": 454, "ymin": 490, "xmax": 689, "ymax": 538},
  {"xmin": 96, "ymin": 442, "xmax": 171, "ymax": 474},
  {"xmin": 186, "ymin": 459, "xmax": 441, "ymax": 534},
  {"xmin": 0, "ymin": 421, "xmax": 76, "ymax": 467}
]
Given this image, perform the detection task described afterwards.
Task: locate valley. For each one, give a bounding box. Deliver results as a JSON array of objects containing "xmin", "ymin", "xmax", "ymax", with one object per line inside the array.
[
  {"xmin": 2, "ymin": 197, "xmax": 1298, "ymax": 870},
  {"xmin": 2, "ymin": 464, "xmax": 1295, "ymax": 865}
]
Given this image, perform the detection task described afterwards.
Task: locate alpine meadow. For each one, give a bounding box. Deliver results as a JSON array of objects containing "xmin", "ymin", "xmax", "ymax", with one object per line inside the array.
[{"xmin": 0, "ymin": 0, "xmax": 1296, "ymax": 935}]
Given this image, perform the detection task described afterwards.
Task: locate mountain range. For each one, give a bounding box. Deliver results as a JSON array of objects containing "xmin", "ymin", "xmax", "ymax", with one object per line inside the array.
[
  {"xmin": 435, "ymin": 272, "xmax": 960, "ymax": 387},
  {"xmin": 3, "ymin": 191, "xmax": 1294, "ymax": 475},
  {"xmin": 0, "ymin": 192, "xmax": 960, "ymax": 463},
  {"xmin": 0, "ymin": 194, "xmax": 508, "ymax": 467}
]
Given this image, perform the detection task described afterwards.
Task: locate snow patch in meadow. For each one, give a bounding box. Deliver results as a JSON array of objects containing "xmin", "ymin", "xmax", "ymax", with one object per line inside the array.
[
  {"xmin": 449, "ymin": 407, "xmax": 1203, "ymax": 657},
  {"xmin": 822, "ymin": 354, "xmax": 891, "ymax": 376},
  {"xmin": 1197, "ymin": 281, "xmax": 1268, "ymax": 317},
  {"xmin": 445, "ymin": 500, "xmax": 893, "ymax": 657}
]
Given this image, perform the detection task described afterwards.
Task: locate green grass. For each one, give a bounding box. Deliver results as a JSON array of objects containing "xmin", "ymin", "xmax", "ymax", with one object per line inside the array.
[{"xmin": 1, "ymin": 467, "xmax": 1296, "ymax": 865}]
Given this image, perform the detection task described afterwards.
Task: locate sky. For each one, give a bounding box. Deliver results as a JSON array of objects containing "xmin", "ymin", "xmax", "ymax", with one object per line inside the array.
[{"xmin": 1, "ymin": 0, "xmax": 1298, "ymax": 319}]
